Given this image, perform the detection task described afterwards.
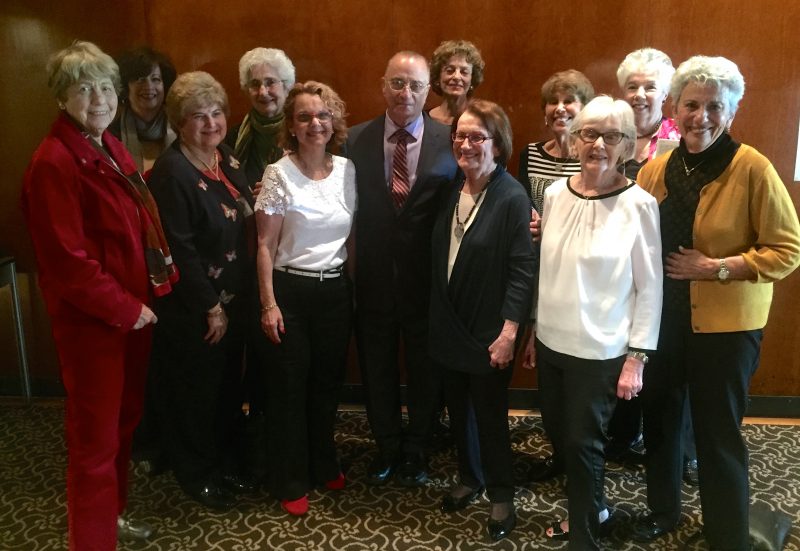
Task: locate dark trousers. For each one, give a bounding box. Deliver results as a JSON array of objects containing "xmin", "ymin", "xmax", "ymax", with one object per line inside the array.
[
  {"xmin": 641, "ymin": 308, "xmax": 761, "ymax": 551},
  {"xmin": 356, "ymin": 306, "xmax": 440, "ymax": 459},
  {"xmin": 261, "ymin": 270, "xmax": 352, "ymax": 500},
  {"xmin": 157, "ymin": 296, "xmax": 245, "ymax": 490},
  {"xmin": 442, "ymin": 364, "xmax": 514, "ymax": 503},
  {"xmin": 537, "ymin": 341, "xmax": 622, "ymax": 551},
  {"xmin": 53, "ymin": 318, "xmax": 152, "ymax": 551}
]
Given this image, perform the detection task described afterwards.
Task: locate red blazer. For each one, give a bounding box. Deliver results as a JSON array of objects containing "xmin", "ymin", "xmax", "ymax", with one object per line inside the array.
[{"xmin": 22, "ymin": 113, "xmax": 150, "ymax": 331}]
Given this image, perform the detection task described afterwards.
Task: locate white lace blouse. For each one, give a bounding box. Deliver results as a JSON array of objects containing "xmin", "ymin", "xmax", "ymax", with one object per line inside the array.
[{"xmin": 254, "ymin": 154, "xmax": 357, "ymax": 271}]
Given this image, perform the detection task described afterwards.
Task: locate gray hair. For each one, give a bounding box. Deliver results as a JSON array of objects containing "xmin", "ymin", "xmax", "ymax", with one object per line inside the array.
[
  {"xmin": 616, "ymin": 48, "xmax": 675, "ymax": 93},
  {"xmin": 670, "ymin": 55, "xmax": 745, "ymax": 114},
  {"xmin": 47, "ymin": 40, "xmax": 120, "ymax": 101},
  {"xmin": 237, "ymin": 47, "xmax": 296, "ymax": 90},
  {"xmin": 570, "ymin": 96, "xmax": 636, "ymax": 163}
]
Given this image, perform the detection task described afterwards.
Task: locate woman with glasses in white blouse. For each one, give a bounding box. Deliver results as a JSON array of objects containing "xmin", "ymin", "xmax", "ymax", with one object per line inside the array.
[
  {"xmin": 254, "ymin": 81, "xmax": 356, "ymax": 517},
  {"xmin": 523, "ymin": 96, "xmax": 663, "ymax": 549}
]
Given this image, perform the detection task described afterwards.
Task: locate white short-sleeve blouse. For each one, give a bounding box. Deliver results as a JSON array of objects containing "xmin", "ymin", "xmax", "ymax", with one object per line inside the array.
[{"xmin": 255, "ymin": 154, "xmax": 357, "ymax": 271}]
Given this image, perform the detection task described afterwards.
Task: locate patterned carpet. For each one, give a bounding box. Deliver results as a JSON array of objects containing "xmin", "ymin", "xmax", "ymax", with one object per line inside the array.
[{"xmin": 1, "ymin": 402, "xmax": 799, "ymax": 550}]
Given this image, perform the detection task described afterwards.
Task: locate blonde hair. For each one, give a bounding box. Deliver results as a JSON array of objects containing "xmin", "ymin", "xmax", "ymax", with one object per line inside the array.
[
  {"xmin": 166, "ymin": 71, "xmax": 229, "ymax": 131},
  {"xmin": 47, "ymin": 40, "xmax": 120, "ymax": 101}
]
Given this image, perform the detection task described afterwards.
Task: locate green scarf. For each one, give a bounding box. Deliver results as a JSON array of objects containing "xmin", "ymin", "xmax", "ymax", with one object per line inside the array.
[{"xmin": 233, "ymin": 108, "xmax": 284, "ymax": 174}]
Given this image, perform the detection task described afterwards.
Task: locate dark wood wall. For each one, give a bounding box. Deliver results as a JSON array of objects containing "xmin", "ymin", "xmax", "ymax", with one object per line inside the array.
[{"xmin": 2, "ymin": 0, "xmax": 799, "ymax": 396}]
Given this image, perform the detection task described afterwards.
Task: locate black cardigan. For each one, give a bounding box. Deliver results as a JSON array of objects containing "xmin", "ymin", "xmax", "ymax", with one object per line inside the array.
[{"xmin": 429, "ymin": 167, "xmax": 537, "ymax": 374}]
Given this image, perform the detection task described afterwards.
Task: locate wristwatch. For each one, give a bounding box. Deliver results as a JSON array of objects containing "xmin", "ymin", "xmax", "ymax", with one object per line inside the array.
[
  {"xmin": 717, "ymin": 258, "xmax": 730, "ymax": 281},
  {"xmin": 627, "ymin": 351, "xmax": 649, "ymax": 364}
]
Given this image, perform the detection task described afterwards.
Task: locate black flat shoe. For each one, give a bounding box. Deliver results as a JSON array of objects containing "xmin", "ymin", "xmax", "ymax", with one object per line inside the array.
[
  {"xmin": 529, "ymin": 455, "xmax": 564, "ymax": 482},
  {"xmin": 487, "ymin": 510, "xmax": 516, "ymax": 542},
  {"xmin": 396, "ymin": 453, "xmax": 428, "ymax": 487},
  {"xmin": 630, "ymin": 515, "xmax": 674, "ymax": 542},
  {"xmin": 683, "ymin": 459, "xmax": 700, "ymax": 486},
  {"xmin": 366, "ymin": 456, "xmax": 395, "ymax": 486},
  {"xmin": 440, "ymin": 487, "xmax": 483, "ymax": 513}
]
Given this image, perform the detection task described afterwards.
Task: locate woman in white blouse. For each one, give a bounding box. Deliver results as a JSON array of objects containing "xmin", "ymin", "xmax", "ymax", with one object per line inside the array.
[
  {"xmin": 254, "ymin": 81, "xmax": 356, "ymax": 517},
  {"xmin": 523, "ymin": 96, "xmax": 663, "ymax": 549}
]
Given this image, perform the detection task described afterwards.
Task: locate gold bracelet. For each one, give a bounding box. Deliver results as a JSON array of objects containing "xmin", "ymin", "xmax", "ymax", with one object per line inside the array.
[{"xmin": 261, "ymin": 303, "xmax": 278, "ymax": 312}]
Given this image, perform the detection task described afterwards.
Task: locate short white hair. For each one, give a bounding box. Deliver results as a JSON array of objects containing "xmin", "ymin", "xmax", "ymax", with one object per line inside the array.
[
  {"xmin": 670, "ymin": 55, "xmax": 745, "ymax": 114},
  {"xmin": 237, "ymin": 47, "xmax": 295, "ymax": 89},
  {"xmin": 570, "ymin": 95, "xmax": 637, "ymax": 163},
  {"xmin": 616, "ymin": 48, "xmax": 675, "ymax": 93}
]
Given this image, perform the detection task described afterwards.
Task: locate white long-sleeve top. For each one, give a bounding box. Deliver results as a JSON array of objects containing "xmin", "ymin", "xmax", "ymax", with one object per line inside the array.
[{"xmin": 536, "ymin": 177, "xmax": 663, "ymax": 360}]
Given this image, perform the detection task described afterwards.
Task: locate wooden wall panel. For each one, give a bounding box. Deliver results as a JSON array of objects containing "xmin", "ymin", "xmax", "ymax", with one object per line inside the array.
[{"xmin": 1, "ymin": 0, "xmax": 799, "ymax": 395}]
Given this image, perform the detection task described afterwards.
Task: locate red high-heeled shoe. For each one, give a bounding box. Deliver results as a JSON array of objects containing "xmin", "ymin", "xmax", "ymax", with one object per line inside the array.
[{"xmin": 281, "ymin": 495, "xmax": 309, "ymax": 516}]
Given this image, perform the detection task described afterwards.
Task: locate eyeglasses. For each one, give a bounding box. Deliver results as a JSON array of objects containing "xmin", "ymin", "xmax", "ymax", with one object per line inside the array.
[
  {"xmin": 248, "ymin": 78, "xmax": 283, "ymax": 91},
  {"xmin": 295, "ymin": 111, "xmax": 333, "ymax": 123},
  {"xmin": 386, "ymin": 78, "xmax": 429, "ymax": 94},
  {"xmin": 451, "ymin": 132, "xmax": 494, "ymax": 144},
  {"xmin": 573, "ymin": 128, "xmax": 626, "ymax": 145}
]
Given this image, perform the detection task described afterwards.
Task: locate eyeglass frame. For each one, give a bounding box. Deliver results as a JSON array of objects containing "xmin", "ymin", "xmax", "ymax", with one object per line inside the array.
[
  {"xmin": 247, "ymin": 78, "xmax": 284, "ymax": 91},
  {"xmin": 294, "ymin": 111, "xmax": 334, "ymax": 123},
  {"xmin": 451, "ymin": 132, "xmax": 494, "ymax": 145},
  {"xmin": 572, "ymin": 128, "xmax": 628, "ymax": 145},
  {"xmin": 385, "ymin": 78, "xmax": 430, "ymax": 94}
]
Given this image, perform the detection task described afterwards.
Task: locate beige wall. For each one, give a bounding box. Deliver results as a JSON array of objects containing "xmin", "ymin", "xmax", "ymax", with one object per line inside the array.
[{"xmin": 2, "ymin": 0, "xmax": 799, "ymax": 394}]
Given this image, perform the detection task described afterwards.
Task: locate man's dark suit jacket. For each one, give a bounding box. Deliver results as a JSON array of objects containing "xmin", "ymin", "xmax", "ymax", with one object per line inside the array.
[{"xmin": 344, "ymin": 112, "xmax": 458, "ymax": 317}]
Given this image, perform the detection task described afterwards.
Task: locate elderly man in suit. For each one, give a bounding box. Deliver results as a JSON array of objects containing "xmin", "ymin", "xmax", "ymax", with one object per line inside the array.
[{"xmin": 345, "ymin": 51, "xmax": 458, "ymax": 486}]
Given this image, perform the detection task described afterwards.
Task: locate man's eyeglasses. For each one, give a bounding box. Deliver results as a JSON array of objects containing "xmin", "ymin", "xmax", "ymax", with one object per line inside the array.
[
  {"xmin": 295, "ymin": 111, "xmax": 333, "ymax": 123},
  {"xmin": 573, "ymin": 128, "xmax": 626, "ymax": 145},
  {"xmin": 386, "ymin": 78, "xmax": 429, "ymax": 94},
  {"xmin": 248, "ymin": 78, "xmax": 283, "ymax": 91},
  {"xmin": 451, "ymin": 132, "xmax": 494, "ymax": 144}
]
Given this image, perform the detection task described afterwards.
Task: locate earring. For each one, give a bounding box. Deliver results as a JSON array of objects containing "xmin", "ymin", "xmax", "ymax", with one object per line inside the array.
[
  {"xmin": 58, "ymin": 102, "xmax": 66, "ymax": 110},
  {"xmin": 544, "ymin": 117, "xmax": 549, "ymax": 127}
]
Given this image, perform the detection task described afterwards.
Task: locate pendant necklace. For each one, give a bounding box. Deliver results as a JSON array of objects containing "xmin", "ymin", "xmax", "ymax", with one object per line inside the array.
[
  {"xmin": 681, "ymin": 155, "xmax": 704, "ymax": 176},
  {"xmin": 454, "ymin": 184, "xmax": 486, "ymax": 240},
  {"xmin": 185, "ymin": 146, "xmax": 220, "ymax": 179}
]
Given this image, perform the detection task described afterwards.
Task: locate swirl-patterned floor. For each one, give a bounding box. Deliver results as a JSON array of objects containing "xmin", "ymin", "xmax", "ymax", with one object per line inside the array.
[{"xmin": 1, "ymin": 402, "xmax": 798, "ymax": 550}]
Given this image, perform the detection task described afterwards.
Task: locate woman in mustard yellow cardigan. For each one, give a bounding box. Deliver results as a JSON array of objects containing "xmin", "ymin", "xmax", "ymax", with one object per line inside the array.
[{"xmin": 631, "ymin": 55, "xmax": 800, "ymax": 550}]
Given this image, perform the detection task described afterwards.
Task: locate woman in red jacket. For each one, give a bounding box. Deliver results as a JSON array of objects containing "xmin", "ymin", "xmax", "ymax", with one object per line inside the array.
[{"xmin": 21, "ymin": 40, "xmax": 176, "ymax": 551}]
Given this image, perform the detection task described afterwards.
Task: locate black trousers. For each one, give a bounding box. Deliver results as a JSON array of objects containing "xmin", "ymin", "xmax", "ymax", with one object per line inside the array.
[
  {"xmin": 537, "ymin": 341, "xmax": 623, "ymax": 551},
  {"xmin": 641, "ymin": 308, "xmax": 761, "ymax": 551},
  {"xmin": 261, "ymin": 270, "xmax": 353, "ymax": 500},
  {"xmin": 356, "ymin": 306, "xmax": 440, "ymax": 459},
  {"xmin": 157, "ymin": 295, "xmax": 246, "ymax": 489},
  {"xmin": 442, "ymin": 364, "xmax": 514, "ymax": 503}
]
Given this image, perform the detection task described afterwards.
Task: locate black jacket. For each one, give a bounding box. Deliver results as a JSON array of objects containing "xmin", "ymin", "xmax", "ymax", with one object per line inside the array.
[{"xmin": 429, "ymin": 167, "xmax": 536, "ymax": 373}]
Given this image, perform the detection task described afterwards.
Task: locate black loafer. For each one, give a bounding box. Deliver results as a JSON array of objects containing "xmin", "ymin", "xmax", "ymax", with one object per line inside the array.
[
  {"xmin": 630, "ymin": 515, "xmax": 674, "ymax": 542},
  {"xmin": 440, "ymin": 487, "xmax": 483, "ymax": 513},
  {"xmin": 396, "ymin": 453, "xmax": 428, "ymax": 487},
  {"xmin": 683, "ymin": 459, "xmax": 700, "ymax": 486},
  {"xmin": 487, "ymin": 510, "xmax": 516, "ymax": 542},
  {"xmin": 217, "ymin": 472, "xmax": 257, "ymax": 494},
  {"xmin": 187, "ymin": 482, "xmax": 236, "ymax": 511},
  {"xmin": 366, "ymin": 456, "xmax": 395, "ymax": 486},
  {"xmin": 529, "ymin": 455, "xmax": 564, "ymax": 482}
]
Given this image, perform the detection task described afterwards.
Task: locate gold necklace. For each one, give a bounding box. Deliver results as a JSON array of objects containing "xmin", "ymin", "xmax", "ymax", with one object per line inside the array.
[
  {"xmin": 184, "ymin": 145, "xmax": 219, "ymax": 179},
  {"xmin": 681, "ymin": 155, "xmax": 705, "ymax": 176}
]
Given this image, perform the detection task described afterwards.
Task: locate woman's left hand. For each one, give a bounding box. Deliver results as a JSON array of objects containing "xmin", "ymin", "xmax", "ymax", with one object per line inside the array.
[
  {"xmin": 665, "ymin": 246, "xmax": 716, "ymax": 280},
  {"xmin": 617, "ymin": 356, "xmax": 644, "ymax": 400},
  {"xmin": 488, "ymin": 320, "xmax": 519, "ymax": 370},
  {"xmin": 204, "ymin": 306, "xmax": 228, "ymax": 344}
]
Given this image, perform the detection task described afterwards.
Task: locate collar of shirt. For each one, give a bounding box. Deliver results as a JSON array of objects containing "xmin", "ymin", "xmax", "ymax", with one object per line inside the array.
[{"xmin": 383, "ymin": 113, "xmax": 425, "ymax": 188}]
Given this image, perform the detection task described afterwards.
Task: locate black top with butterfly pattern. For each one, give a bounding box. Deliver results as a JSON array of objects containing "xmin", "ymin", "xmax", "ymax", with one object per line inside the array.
[{"xmin": 148, "ymin": 140, "xmax": 254, "ymax": 314}]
